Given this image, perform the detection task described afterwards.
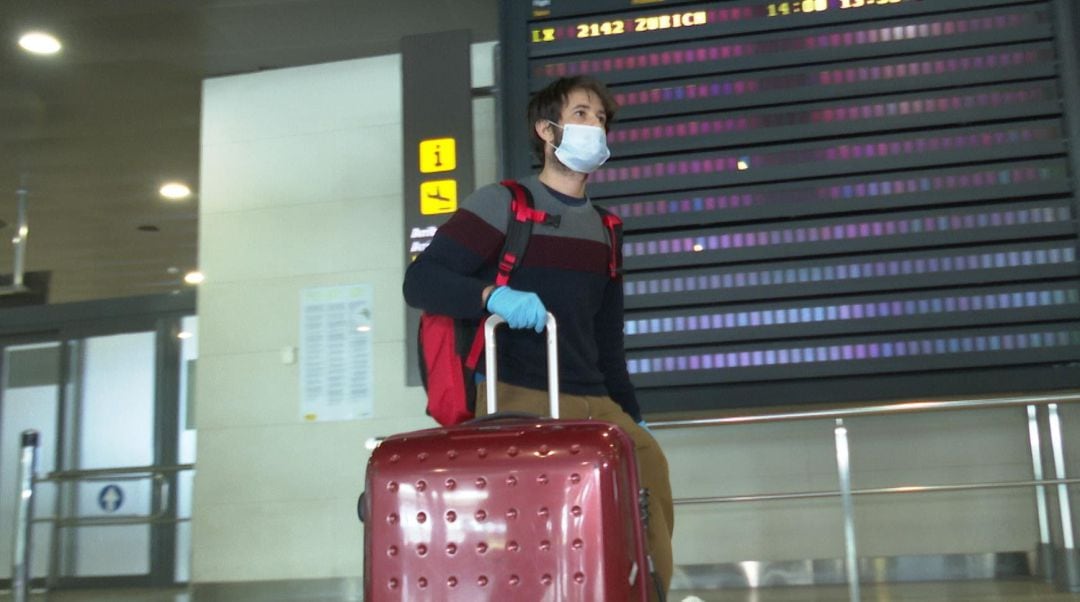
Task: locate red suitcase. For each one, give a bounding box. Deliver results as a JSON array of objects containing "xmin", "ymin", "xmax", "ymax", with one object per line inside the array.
[{"xmin": 361, "ymin": 314, "xmax": 652, "ymax": 601}]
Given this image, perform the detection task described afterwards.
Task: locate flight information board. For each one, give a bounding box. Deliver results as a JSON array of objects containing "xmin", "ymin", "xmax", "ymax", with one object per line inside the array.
[{"xmin": 498, "ymin": 0, "xmax": 1080, "ymax": 413}]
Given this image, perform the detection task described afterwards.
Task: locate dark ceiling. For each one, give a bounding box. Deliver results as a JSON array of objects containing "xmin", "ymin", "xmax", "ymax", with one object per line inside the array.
[{"xmin": 0, "ymin": 0, "xmax": 498, "ymax": 304}]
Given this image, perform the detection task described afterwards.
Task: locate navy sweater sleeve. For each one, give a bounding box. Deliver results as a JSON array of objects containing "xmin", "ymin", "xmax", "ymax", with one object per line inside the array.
[{"xmin": 403, "ymin": 186, "xmax": 510, "ymax": 318}]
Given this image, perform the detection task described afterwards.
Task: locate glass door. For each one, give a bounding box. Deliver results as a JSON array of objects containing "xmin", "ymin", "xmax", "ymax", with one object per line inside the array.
[
  {"xmin": 60, "ymin": 330, "xmax": 159, "ymax": 582},
  {"xmin": 0, "ymin": 341, "xmax": 61, "ymax": 584},
  {"xmin": 0, "ymin": 313, "xmax": 195, "ymax": 589}
]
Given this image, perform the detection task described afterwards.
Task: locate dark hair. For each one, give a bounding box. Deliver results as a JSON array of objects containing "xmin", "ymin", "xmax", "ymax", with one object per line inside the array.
[{"xmin": 527, "ymin": 76, "xmax": 618, "ymax": 164}]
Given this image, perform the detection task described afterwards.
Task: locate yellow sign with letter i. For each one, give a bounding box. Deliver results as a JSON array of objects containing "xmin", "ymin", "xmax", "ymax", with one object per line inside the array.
[
  {"xmin": 420, "ymin": 179, "xmax": 458, "ymax": 215},
  {"xmin": 419, "ymin": 138, "xmax": 456, "ymax": 173}
]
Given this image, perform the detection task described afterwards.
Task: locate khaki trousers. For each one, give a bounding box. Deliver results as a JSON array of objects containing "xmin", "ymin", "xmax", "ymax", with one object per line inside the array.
[{"xmin": 476, "ymin": 381, "xmax": 675, "ymax": 598}]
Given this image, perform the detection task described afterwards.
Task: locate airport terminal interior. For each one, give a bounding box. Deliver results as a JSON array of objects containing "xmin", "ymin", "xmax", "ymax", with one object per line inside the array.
[{"xmin": 2, "ymin": 0, "xmax": 1080, "ymax": 601}]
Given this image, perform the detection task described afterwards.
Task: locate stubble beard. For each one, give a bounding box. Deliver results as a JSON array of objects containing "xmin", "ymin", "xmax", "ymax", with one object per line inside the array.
[{"xmin": 546, "ymin": 128, "xmax": 590, "ymax": 180}]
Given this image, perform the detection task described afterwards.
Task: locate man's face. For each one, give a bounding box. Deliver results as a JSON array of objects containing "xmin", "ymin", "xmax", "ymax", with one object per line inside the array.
[
  {"xmin": 540, "ymin": 87, "xmax": 609, "ymax": 150},
  {"xmin": 558, "ymin": 88, "xmax": 608, "ymax": 129}
]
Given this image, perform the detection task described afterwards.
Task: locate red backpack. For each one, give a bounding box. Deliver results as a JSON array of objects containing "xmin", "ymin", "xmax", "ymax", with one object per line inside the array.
[{"xmin": 417, "ymin": 179, "xmax": 623, "ymax": 426}]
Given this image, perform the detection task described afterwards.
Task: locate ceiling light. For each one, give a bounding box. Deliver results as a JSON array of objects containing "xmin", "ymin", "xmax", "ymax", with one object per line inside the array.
[
  {"xmin": 177, "ymin": 331, "xmax": 194, "ymax": 340},
  {"xmin": 183, "ymin": 271, "xmax": 205, "ymax": 285},
  {"xmin": 160, "ymin": 182, "xmax": 192, "ymax": 200},
  {"xmin": 19, "ymin": 31, "xmax": 62, "ymax": 55}
]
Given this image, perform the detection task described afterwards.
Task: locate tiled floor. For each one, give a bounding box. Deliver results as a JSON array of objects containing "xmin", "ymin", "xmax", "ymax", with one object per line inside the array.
[{"xmin": 2, "ymin": 580, "xmax": 1078, "ymax": 601}]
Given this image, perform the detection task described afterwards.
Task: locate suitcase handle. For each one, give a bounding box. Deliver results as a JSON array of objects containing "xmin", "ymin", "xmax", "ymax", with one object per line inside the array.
[{"xmin": 484, "ymin": 312, "xmax": 559, "ymax": 419}]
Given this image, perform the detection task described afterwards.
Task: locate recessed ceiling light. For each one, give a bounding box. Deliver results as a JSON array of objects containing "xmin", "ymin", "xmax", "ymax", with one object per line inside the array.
[
  {"xmin": 183, "ymin": 271, "xmax": 205, "ymax": 285},
  {"xmin": 19, "ymin": 31, "xmax": 62, "ymax": 55},
  {"xmin": 177, "ymin": 331, "xmax": 194, "ymax": 340},
  {"xmin": 166, "ymin": 266, "xmax": 180, "ymax": 275},
  {"xmin": 160, "ymin": 182, "xmax": 192, "ymax": 200}
]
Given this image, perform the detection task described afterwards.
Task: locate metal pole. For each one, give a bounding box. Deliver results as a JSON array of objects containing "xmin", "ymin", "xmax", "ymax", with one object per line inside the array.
[
  {"xmin": 834, "ymin": 419, "xmax": 861, "ymax": 602},
  {"xmin": 12, "ymin": 430, "xmax": 40, "ymax": 602},
  {"xmin": 1048, "ymin": 404, "xmax": 1080, "ymax": 591},
  {"xmin": 12, "ymin": 189, "xmax": 28, "ymax": 288},
  {"xmin": 1028, "ymin": 405, "xmax": 1054, "ymax": 580}
]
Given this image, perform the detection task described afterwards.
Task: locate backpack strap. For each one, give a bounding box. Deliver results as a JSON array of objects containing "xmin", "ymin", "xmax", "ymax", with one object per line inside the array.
[
  {"xmin": 507, "ymin": 182, "xmax": 561, "ymax": 228},
  {"xmin": 495, "ymin": 179, "xmax": 554, "ymax": 286},
  {"xmin": 463, "ymin": 179, "xmax": 550, "ymax": 371},
  {"xmin": 594, "ymin": 205, "xmax": 623, "ymax": 280},
  {"xmin": 500, "ymin": 179, "xmax": 618, "ymax": 281}
]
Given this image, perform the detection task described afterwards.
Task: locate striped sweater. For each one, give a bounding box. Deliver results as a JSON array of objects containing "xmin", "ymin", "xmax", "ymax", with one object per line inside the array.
[{"xmin": 403, "ymin": 175, "xmax": 640, "ymax": 421}]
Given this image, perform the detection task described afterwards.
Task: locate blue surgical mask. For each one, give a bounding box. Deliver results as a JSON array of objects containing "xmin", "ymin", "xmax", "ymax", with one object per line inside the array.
[{"xmin": 547, "ymin": 121, "xmax": 611, "ymax": 174}]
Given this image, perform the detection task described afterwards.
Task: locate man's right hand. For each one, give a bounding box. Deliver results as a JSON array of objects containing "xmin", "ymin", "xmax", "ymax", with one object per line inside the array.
[{"xmin": 486, "ymin": 286, "xmax": 547, "ymax": 332}]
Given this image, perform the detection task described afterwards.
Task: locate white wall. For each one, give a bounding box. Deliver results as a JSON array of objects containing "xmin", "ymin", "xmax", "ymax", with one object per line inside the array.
[
  {"xmin": 193, "ymin": 44, "xmax": 1045, "ymax": 585},
  {"xmin": 193, "ymin": 43, "xmax": 500, "ymax": 584}
]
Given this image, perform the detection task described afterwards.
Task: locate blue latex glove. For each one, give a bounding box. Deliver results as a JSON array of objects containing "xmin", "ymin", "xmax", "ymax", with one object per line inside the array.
[{"xmin": 486, "ymin": 286, "xmax": 547, "ymax": 333}]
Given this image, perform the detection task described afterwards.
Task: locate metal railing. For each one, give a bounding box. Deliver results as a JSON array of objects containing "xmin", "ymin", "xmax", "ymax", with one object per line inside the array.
[
  {"xmin": 12, "ymin": 393, "xmax": 1079, "ymax": 601},
  {"xmin": 33, "ymin": 464, "xmax": 194, "ymax": 528},
  {"xmin": 356, "ymin": 391, "xmax": 1080, "ymax": 597},
  {"xmin": 11, "ymin": 431, "xmax": 37, "ymax": 602},
  {"xmin": 648, "ymin": 391, "xmax": 1080, "ymax": 600},
  {"xmin": 7, "ymin": 436, "xmax": 193, "ymax": 600}
]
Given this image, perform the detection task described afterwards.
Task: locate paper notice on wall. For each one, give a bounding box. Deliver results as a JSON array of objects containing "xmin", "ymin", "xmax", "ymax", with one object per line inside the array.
[{"xmin": 299, "ymin": 284, "xmax": 374, "ymax": 422}]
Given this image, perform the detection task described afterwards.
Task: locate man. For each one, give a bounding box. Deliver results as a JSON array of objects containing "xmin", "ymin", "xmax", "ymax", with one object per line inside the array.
[{"xmin": 403, "ymin": 75, "xmax": 674, "ymax": 597}]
